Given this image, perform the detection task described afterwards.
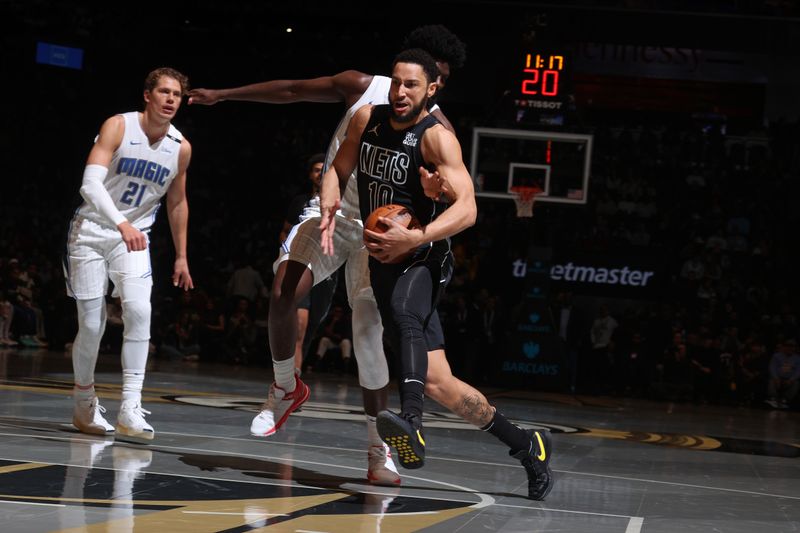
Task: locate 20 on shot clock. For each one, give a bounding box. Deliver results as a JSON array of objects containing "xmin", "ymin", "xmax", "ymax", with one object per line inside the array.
[{"xmin": 515, "ymin": 51, "xmax": 572, "ymax": 112}]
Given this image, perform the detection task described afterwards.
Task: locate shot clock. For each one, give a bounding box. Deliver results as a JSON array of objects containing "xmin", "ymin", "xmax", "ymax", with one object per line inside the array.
[{"xmin": 515, "ymin": 52, "xmax": 572, "ymax": 112}]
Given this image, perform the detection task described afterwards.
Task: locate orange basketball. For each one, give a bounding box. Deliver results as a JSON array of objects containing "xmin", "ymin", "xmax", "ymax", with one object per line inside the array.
[{"xmin": 364, "ymin": 204, "xmax": 421, "ymax": 263}]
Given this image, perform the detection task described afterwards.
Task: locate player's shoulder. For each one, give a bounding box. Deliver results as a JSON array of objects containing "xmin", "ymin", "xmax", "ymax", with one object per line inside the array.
[
  {"xmin": 179, "ymin": 136, "xmax": 192, "ymax": 159},
  {"xmin": 352, "ymin": 103, "xmax": 375, "ymax": 123},
  {"xmin": 421, "ymin": 121, "xmax": 460, "ymax": 159},
  {"xmin": 102, "ymin": 113, "xmax": 127, "ymax": 131},
  {"xmin": 423, "ymin": 121, "xmax": 456, "ymax": 142}
]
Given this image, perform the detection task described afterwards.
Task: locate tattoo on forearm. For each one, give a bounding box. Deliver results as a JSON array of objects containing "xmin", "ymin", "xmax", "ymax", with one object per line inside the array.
[{"xmin": 458, "ymin": 393, "xmax": 493, "ymax": 425}]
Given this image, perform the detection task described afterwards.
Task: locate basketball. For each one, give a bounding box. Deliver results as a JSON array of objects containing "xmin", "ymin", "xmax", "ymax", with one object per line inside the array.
[{"xmin": 364, "ymin": 204, "xmax": 421, "ymax": 263}]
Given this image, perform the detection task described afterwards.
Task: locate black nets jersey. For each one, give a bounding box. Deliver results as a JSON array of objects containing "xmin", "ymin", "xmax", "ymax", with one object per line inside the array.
[{"xmin": 356, "ymin": 105, "xmax": 447, "ymax": 229}]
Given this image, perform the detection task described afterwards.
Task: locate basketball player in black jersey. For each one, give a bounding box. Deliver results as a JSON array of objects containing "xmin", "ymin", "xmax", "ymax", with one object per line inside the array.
[{"xmin": 319, "ymin": 49, "xmax": 555, "ymax": 501}]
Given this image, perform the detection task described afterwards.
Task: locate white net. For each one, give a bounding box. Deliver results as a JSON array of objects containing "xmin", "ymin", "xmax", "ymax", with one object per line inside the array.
[{"xmin": 512, "ymin": 189, "xmax": 539, "ymax": 218}]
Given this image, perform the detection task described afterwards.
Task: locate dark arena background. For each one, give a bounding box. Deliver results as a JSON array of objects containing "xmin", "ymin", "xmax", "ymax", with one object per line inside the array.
[{"xmin": 1, "ymin": 1, "xmax": 799, "ymax": 532}]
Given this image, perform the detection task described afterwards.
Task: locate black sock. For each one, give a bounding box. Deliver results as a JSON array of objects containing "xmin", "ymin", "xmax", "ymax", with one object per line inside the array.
[
  {"xmin": 481, "ymin": 411, "xmax": 530, "ymax": 453},
  {"xmin": 399, "ymin": 378, "xmax": 425, "ymax": 422}
]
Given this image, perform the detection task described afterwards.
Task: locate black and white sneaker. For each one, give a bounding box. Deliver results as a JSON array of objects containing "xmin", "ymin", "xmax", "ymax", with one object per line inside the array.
[{"xmin": 511, "ymin": 429, "xmax": 554, "ymax": 501}]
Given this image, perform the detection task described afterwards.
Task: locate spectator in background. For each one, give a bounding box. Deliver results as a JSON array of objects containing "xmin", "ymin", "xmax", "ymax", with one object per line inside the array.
[
  {"xmin": 616, "ymin": 331, "xmax": 650, "ymax": 397},
  {"xmin": 652, "ymin": 341, "xmax": 693, "ymax": 402},
  {"xmin": 736, "ymin": 340, "xmax": 769, "ymax": 406},
  {"xmin": 226, "ymin": 256, "xmax": 267, "ymax": 314},
  {"xmin": 765, "ymin": 338, "xmax": 800, "ymax": 409},
  {"xmin": 199, "ymin": 295, "xmax": 225, "ymax": 362},
  {"xmin": 226, "ymin": 298, "xmax": 257, "ymax": 364},
  {"xmin": 587, "ymin": 304, "xmax": 618, "ymax": 394},
  {"xmin": 160, "ymin": 309, "xmax": 201, "ymax": 362},
  {"xmin": 0, "ymin": 290, "xmax": 16, "ymax": 346},
  {"xmin": 551, "ymin": 291, "xmax": 587, "ymax": 394},
  {"xmin": 478, "ymin": 293, "xmax": 505, "ymax": 376},
  {"xmin": 7, "ymin": 260, "xmax": 47, "ymax": 347},
  {"xmin": 313, "ymin": 305, "xmax": 353, "ymax": 373}
]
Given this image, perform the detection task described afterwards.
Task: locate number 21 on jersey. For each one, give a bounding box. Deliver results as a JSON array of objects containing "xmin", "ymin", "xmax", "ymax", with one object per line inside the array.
[{"xmin": 120, "ymin": 181, "xmax": 147, "ymax": 207}]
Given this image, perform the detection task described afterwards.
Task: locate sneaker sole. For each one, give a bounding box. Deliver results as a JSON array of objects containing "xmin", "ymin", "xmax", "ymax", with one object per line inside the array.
[
  {"xmin": 377, "ymin": 414, "xmax": 425, "ymax": 469},
  {"xmin": 532, "ymin": 466, "xmax": 555, "ymax": 501},
  {"xmin": 115, "ymin": 423, "xmax": 154, "ymax": 443},
  {"xmin": 251, "ymin": 383, "xmax": 310, "ymax": 437},
  {"xmin": 73, "ymin": 417, "xmax": 115, "ymax": 436}
]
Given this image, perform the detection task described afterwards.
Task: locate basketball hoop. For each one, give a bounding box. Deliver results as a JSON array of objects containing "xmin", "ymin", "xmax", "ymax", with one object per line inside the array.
[{"xmin": 510, "ymin": 185, "xmax": 543, "ymax": 218}]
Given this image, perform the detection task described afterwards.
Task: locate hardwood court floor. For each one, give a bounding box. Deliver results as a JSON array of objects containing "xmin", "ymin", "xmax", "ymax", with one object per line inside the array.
[{"xmin": 0, "ymin": 348, "xmax": 797, "ymax": 532}]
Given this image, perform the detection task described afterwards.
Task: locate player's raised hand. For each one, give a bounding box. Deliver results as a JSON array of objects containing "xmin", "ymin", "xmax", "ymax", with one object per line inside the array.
[
  {"xmin": 187, "ymin": 88, "xmax": 221, "ymax": 106},
  {"xmin": 172, "ymin": 258, "xmax": 194, "ymax": 291},
  {"xmin": 420, "ymin": 166, "xmax": 447, "ymax": 199},
  {"xmin": 117, "ymin": 222, "xmax": 148, "ymax": 252},
  {"xmin": 319, "ymin": 198, "xmax": 340, "ymax": 256}
]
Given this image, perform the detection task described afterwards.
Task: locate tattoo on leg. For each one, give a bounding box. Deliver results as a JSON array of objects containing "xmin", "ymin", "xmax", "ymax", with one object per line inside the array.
[{"xmin": 457, "ymin": 393, "xmax": 494, "ymax": 426}]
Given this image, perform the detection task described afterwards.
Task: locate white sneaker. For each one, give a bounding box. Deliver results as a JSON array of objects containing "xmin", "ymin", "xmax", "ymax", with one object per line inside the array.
[
  {"xmin": 367, "ymin": 443, "xmax": 401, "ymax": 486},
  {"xmin": 250, "ymin": 377, "xmax": 310, "ymax": 437},
  {"xmin": 73, "ymin": 397, "xmax": 115, "ymax": 436},
  {"xmin": 116, "ymin": 400, "xmax": 154, "ymax": 441}
]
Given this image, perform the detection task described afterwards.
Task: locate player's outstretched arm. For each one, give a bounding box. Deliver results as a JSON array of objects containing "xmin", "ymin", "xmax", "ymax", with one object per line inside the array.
[
  {"xmin": 166, "ymin": 140, "xmax": 194, "ymax": 290},
  {"xmin": 188, "ymin": 70, "xmax": 373, "ymax": 108}
]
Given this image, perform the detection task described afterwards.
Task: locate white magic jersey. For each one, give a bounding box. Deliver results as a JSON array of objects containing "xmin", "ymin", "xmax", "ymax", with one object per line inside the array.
[
  {"xmin": 323, "ymin": 75, "xmax": 392, "ymax": 221},
  {"xmin": 75, "ymin": 111, "xmax": 183, "ymax": 231}
]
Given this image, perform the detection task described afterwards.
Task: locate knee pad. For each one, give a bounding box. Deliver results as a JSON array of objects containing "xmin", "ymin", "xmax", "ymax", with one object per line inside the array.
[
  {"xmin": 351, "ymin": 297, "xmax": 389, "ymax": 390},
  {"xmin": 119, "ymin": 279, "xmax": 152, "ymax": 341},
  {"xmin": 76, "ymin": 297, "xmax": 107, "ymax": 339}
]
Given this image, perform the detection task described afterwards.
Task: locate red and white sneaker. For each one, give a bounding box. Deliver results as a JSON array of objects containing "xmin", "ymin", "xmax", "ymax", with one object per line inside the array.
[
  {"xmin": 367, "ymin": 443, "xmax": 401, "ymax": 486},
  {"xmin": 250, "ymin": 377, "xmax": 310, "ymax": 437}
]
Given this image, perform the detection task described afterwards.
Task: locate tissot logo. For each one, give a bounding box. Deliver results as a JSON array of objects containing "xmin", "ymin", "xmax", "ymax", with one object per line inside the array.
[{"xmin": 550, "ymin": 262, "xmax": 654, "ymax": 287}]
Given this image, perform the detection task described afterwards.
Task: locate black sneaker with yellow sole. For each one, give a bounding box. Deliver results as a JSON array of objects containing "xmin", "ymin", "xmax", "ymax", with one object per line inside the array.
[
  {"xmin": 511, "ymin": 429, "xmax": 554, "ymax": 500},
  {"xmin": 376, "ymin": 410, "xmax": 425, "ymax": 469}
]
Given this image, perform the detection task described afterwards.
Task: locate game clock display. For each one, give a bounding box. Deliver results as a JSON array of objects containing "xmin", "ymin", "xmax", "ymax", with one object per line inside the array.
[{"xmin": 515, "ymin": 52, "xmax": 570, "ymax": 111}]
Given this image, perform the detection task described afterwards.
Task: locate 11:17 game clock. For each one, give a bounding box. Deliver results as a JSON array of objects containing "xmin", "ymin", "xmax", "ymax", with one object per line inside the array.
[{"xmin": 515, "ymin": 52, "xmax": 571, "ymax": 111}]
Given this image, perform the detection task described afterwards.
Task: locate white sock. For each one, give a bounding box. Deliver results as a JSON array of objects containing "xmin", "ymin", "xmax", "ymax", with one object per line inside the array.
[
  {"xmin": 121, "ymin": 339, "xmax": 148, "ymax": 403},
  {"xmin": 121, "ymin": 370, "xmax": 144, "ymax": 404},
  {"xmin": 366, "ymin": 415, "xmax": 382, "ymax": 446},
  {"xmin": 273, "ymin": 357, "xmax": 296, "ymax": 391}
]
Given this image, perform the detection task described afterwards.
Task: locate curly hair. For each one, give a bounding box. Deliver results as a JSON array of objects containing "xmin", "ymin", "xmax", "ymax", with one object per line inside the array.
[
  {"xmin": 144, "ymin": 67, "xmax": 190, "ymax": 95},
  {"xmin": 402, "ymin": 24, "xmax": 466, "ymax": 69}
]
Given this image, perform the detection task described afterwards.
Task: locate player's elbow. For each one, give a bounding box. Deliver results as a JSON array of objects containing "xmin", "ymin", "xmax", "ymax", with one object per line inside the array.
[
  {"xmin": 78, "ymin": 184, "xmax": 95, "ymax": 206},
  {"xmin": 463, "ymin": 198, "xmax": 477, "ymax": 228}
]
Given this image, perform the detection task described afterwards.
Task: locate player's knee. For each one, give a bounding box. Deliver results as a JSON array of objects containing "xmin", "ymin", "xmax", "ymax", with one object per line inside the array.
[
  {"xmin": 79, "ymin": 313, "xmax": 106, "ymax": 338},
  {"xmin": 122, "ymin": 300, "xmax": 151, "ymax": 341},
  {"xmin": 390, "ymin": 301, "xmax": 424, "ymax": 332},
  {"xmin": 270, "ymin": 285, "xmax": 298, "ymax": 315}
]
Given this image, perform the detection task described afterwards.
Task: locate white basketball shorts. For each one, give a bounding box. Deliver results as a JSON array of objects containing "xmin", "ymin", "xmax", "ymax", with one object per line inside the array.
[
  {"xmin": 64, "ymin": 216, "xmax": 153, "ymax": 300},
  {"xmin": 275, "ymin": 215, "xmax": 372, "ymax": 305}
]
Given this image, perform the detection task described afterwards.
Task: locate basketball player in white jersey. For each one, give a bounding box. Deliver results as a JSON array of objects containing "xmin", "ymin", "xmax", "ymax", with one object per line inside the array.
[
  {"xmin": 65, "ymin": 67, "xmax": 194, "ymax": 442},
  {"xmin": 188, "ymin": 25, "xmax": 465, "ymax": 485}
]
